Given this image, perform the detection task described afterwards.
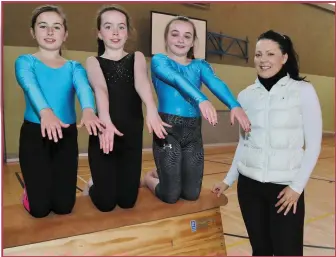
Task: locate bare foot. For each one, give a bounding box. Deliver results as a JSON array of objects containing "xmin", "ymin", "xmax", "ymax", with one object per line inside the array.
[
  {"xmin": 140, "ymin": 168, "xmax": 159, "ymax": 188},
  {"xmin": 149, "ymin": 168, "xmax": 159, "ymax": 178},
  {"xmin": 144, "ymin": 169, "xmax": 159, "ymax": 193}
]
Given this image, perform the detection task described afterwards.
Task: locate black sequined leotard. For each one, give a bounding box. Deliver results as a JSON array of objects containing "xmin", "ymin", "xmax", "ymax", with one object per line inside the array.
[{"xmin": 87, "ymin": 53, "xmax": 144, "ymax": 212}]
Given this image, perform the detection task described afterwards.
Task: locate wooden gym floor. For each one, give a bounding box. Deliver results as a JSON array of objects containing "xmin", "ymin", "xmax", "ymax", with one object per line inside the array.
[{"xmin": 3, "ymin": 136, "xmax": 335, "ymax": 256}]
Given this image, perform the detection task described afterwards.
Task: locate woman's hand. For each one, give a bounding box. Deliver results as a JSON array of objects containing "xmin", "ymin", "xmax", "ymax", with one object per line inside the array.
[
  {"xmin": 212, "ymin": 181, "xmax": 229, "ymax": 197},
  {"xmin": 275, "ymin": 186, "xmax": 301, "ymax": 215}
]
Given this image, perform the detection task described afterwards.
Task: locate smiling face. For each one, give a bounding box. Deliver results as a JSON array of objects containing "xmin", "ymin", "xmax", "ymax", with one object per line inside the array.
[
  {"xmin": 165, "ymin": 20, "xmax": 195, "ymax": 57},
  {"xmin": 254, "ymin": 39, "xmax": 288, "ymax": 78},
  {"xmin": 98, "ymin": 10, "xmax": 128, "ymax": 51},
  {"xmin": 31, "ymin": 11, "xmax": 67, "ymax": 52}
]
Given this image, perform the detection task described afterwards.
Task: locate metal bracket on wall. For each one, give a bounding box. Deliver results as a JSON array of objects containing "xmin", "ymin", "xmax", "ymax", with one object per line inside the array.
[{"xmin": 207, "ymin": 31, "xmax": 249, "ymax": 63}]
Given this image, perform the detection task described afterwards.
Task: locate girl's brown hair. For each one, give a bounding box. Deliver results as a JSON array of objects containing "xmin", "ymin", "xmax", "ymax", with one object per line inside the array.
[
  {"xmin": 31, "ymin": 5, "xmax": 67, "ymax": 55},
  {"xmin": 96, "ymin": 5, "xmax": 135, "ymax": 56},
  {"xmin": 164, "ymin": 16, "xmax": 198, "ymax": 59}
]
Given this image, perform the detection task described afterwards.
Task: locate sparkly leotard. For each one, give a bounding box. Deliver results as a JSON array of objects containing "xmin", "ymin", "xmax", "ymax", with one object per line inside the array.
[
  {"xmin": 88, "ymin": 53, "xmax": 144, "ymax": 212},
  {"xmin": 150, "ymin": 53, "xmax": 241, "ymax": 204},
  {"xmin": 151, "ymin": 53, "xmax": 240, "ymax": 117}
]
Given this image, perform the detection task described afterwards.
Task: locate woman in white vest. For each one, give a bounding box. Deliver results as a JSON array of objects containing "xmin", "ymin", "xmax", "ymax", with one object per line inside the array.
[{"xmin": 212, "ymin": 30, "xmax": 322, "ymax": 256}]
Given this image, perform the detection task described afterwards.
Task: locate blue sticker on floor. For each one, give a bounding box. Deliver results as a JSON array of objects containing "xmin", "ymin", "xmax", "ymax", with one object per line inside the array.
[{"xmin": 190, "ymin": 220, "xmax": 197, "ymax": 232}]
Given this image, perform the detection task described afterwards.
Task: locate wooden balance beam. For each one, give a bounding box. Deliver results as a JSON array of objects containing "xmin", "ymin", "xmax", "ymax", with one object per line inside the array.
[{"xmin": 3, "ymin": 188, "xmax": 228, "ymax": 256}]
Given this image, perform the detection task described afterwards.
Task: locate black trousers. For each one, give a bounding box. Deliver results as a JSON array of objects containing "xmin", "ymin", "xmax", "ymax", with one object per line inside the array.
[
  {"xmin": 19, "ymin": 120, "xmax": 78, "ymax": 218},
  {"xmin": 87, "ymin": 121, "xmax": 143, "ymax": 212},
  {"xmin": 237, "ymin": 174, "xmax": 305, "ymax": 256}
]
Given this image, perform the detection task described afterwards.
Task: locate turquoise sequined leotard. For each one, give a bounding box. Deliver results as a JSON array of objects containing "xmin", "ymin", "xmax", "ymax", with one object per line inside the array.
[{"xmin": 151, "ymin": 53, "xmax": 240, "ymax": 117}]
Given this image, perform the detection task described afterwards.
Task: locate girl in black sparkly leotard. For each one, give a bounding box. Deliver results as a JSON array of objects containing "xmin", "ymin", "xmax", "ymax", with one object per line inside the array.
[{"xmin": 83, "ymin": 5, "xmax": 170, "ymax": 212}]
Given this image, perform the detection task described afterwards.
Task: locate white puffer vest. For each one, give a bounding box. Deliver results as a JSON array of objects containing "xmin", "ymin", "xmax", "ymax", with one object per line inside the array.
[{"xmin": 237, "ymin": 75, "xmax": 304, "ymax": 184}]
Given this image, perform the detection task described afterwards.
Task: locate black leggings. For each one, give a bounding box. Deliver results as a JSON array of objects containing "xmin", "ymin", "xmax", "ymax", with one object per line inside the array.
[
  {"xmin": 19, "ymin": 120, "xmax": 78, "ymax": 218},
  {"xmin": 153, "ymin": 113, "xmax": 204, "ymax": 204},
  {"xmin": 237, "ymin": 174, "xmax": 305, "ymax": 256},
  {"xmin": 88, "ymin": 123, "xmax": 143, "ymax": 212}
]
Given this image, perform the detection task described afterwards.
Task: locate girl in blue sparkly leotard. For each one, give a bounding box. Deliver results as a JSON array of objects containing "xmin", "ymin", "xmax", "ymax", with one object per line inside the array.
[
  {"xmin": 142, "ymin": 16, "xmax": 251, "ymax": 204},
  {"xmin": 15, "ymin": 5, "xmax": 104, "ymax": 218}
]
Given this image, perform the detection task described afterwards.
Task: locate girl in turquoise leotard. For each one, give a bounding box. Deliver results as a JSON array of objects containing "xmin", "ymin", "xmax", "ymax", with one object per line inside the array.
[
  {"xmin": 15, "ymin": 5, "xmax": 104, "ymax": 218},
  {"xmin": 142, "ymin": 16, "xmax": 251, "ymax": 204}
]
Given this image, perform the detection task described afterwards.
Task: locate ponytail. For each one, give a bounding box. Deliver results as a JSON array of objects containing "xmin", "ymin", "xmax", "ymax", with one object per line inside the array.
[{"xmin": 282, "ymin": 35, "xmax": 305, "ymax": 81}]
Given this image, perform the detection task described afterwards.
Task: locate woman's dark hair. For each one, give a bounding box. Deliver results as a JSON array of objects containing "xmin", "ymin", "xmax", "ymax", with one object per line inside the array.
[
  {"xmin": 31, "ymin": 5, "xmax": 67, "ymax": 56},
  {"xmin": 257, "ymin": 30, "xmax": 306, "ymax": 81},
  {"xmin": 164, "ymin": 16, "xmax": 198, "ymax": 59},
  {"xmin": 96, "ymin": 5, "xmax": 134, "ymax": 56}
]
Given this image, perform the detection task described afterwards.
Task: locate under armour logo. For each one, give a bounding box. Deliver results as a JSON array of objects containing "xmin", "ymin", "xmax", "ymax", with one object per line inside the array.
[{"xmin": 163, "ymin": 143, "xmax": 172, "ymax": 149}]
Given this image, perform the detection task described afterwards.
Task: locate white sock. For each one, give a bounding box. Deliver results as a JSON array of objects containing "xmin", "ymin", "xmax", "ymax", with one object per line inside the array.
[
  {"xmin": 82, "ymin": 178, "xmax": 93, "ymax": 196},
  {"xmin": 88, "ymin": 177, "xmax": 93, "ymax": 187}
]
